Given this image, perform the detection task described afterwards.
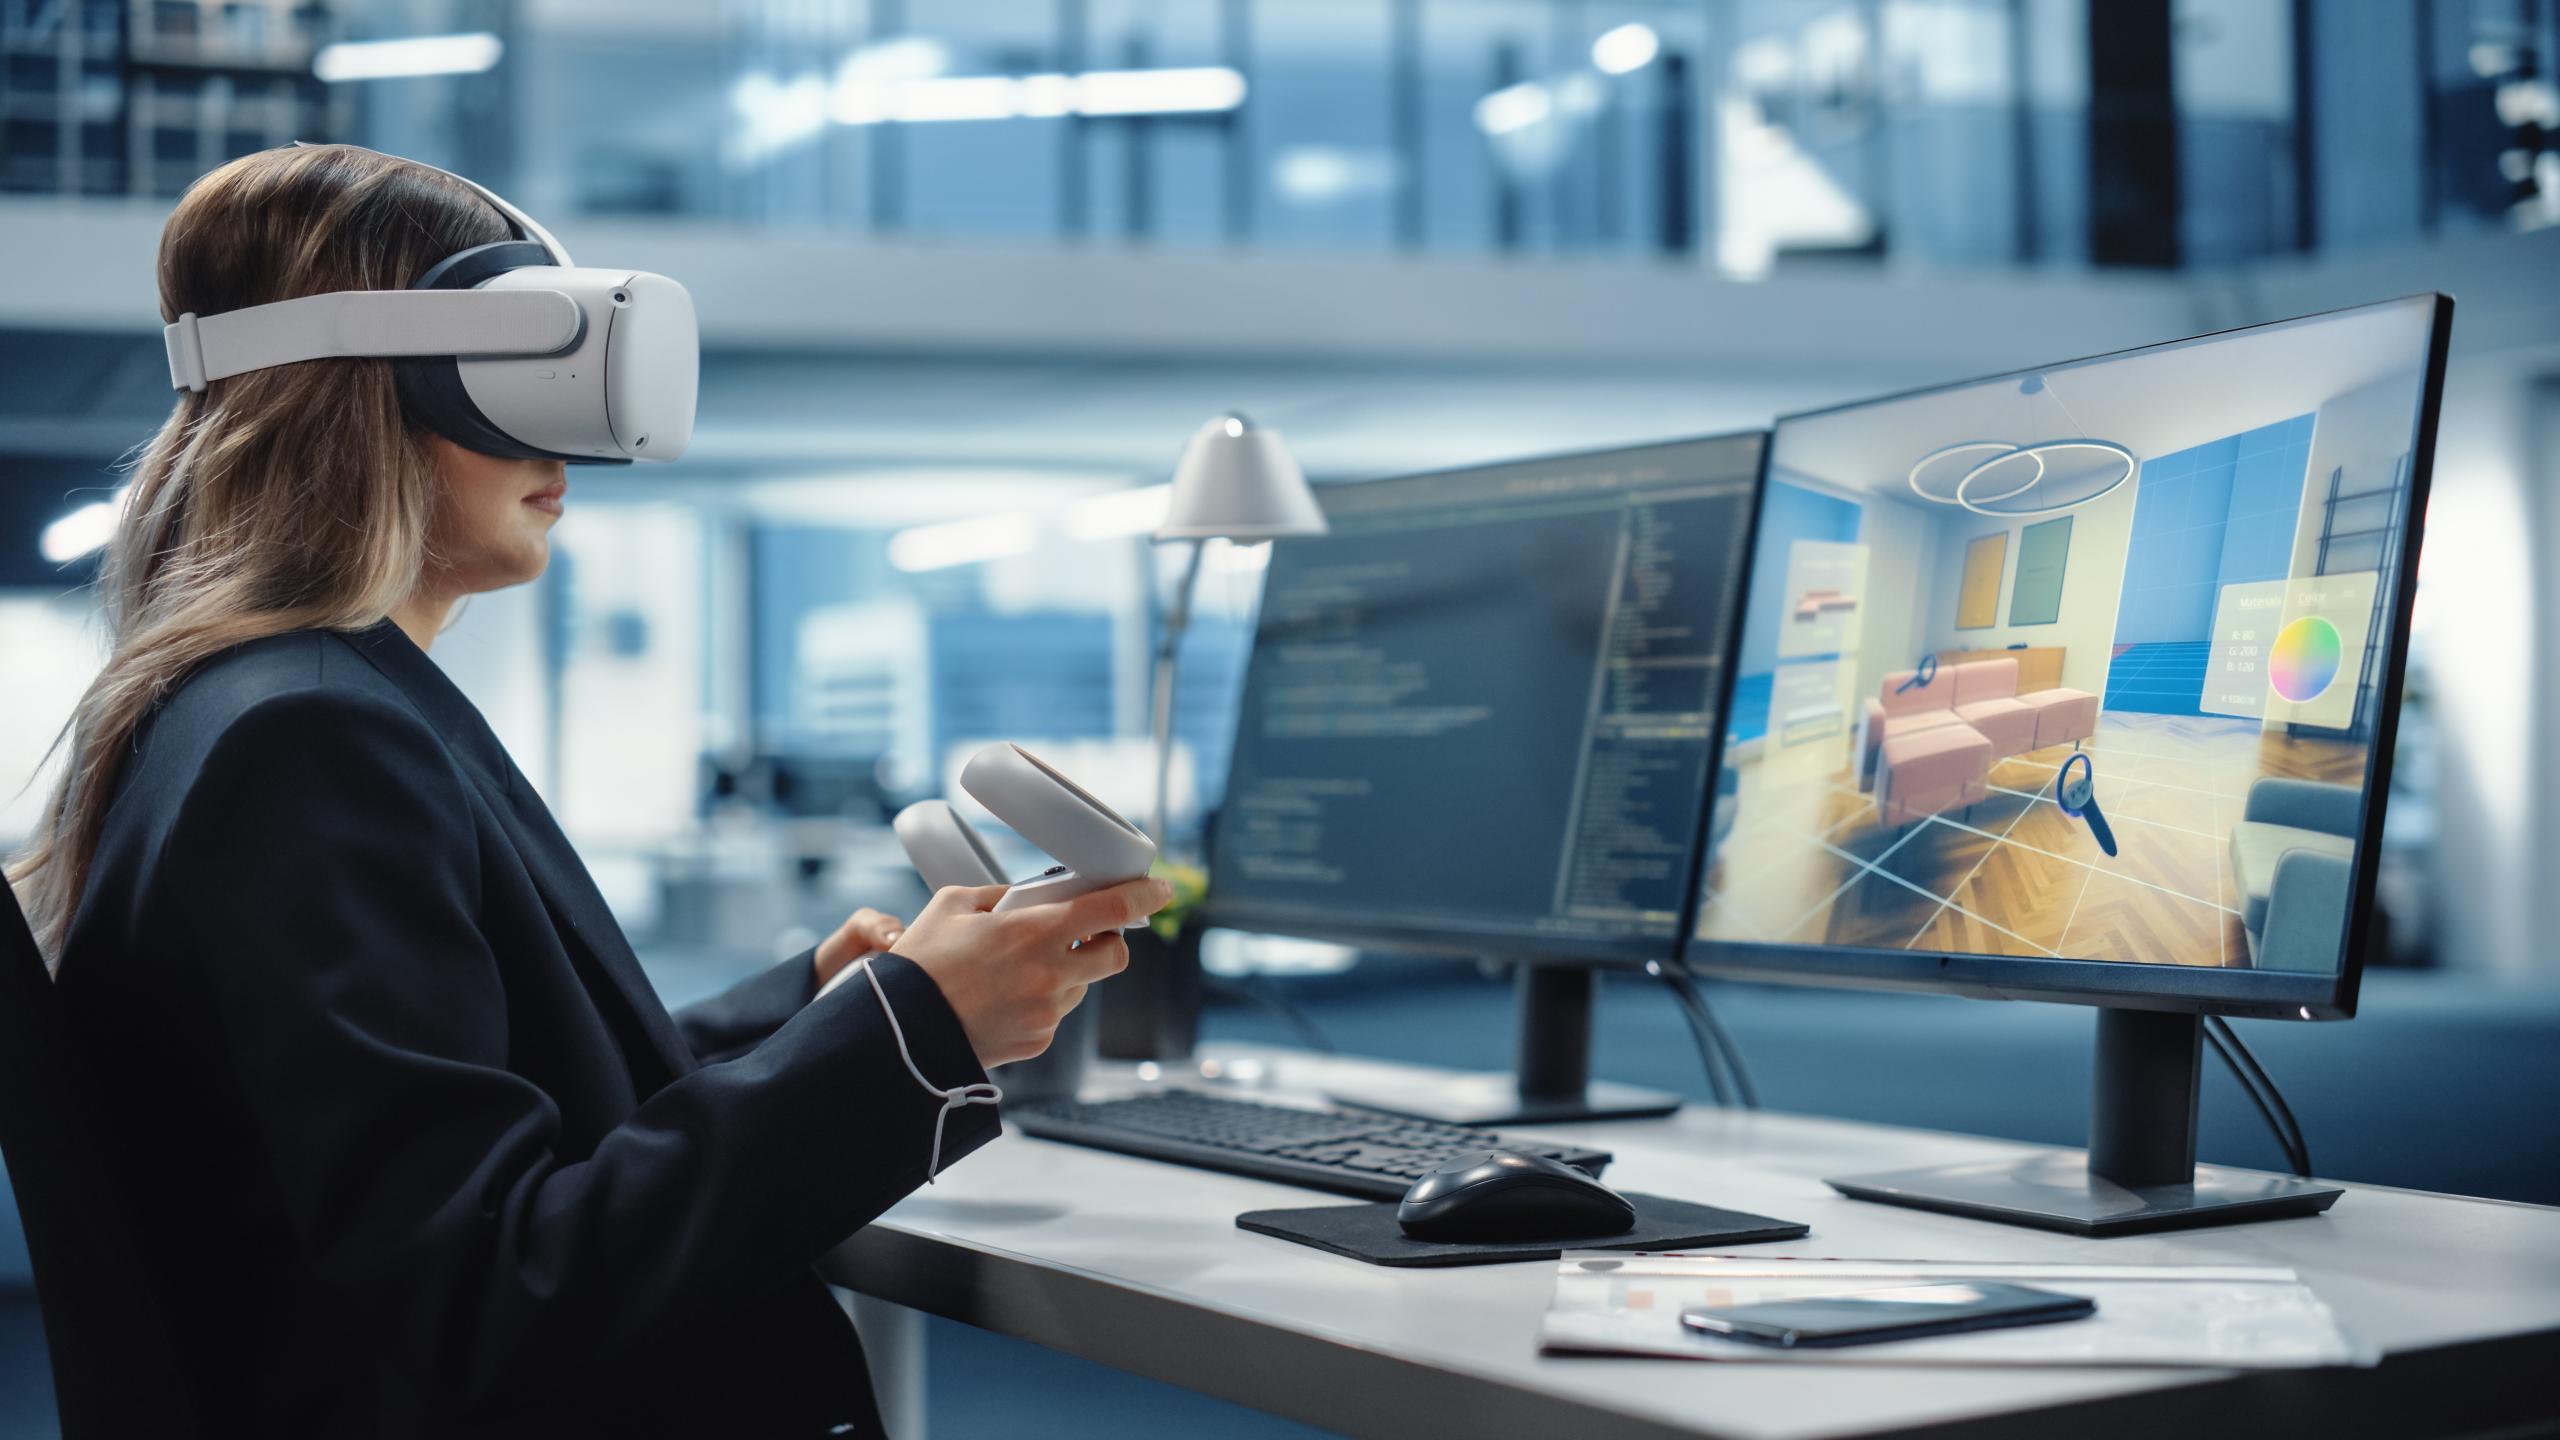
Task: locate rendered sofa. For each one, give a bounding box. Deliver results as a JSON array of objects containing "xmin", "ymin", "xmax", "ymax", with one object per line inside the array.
[
  {"xmin": 1862, "ymin": 657, "xmax": 2100, "ymax": 799},
  {"xmin": 2229, "ymin": 778, "xmax": 2361, "ymax": 970},
  {"xmin": 1863, "ymin": 657, "xmax": 2101, "ymax": 827}
]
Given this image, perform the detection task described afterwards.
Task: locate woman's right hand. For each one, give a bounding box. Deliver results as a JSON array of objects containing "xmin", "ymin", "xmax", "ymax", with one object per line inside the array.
[{"xmin": 887, "ymin": 876, "xmax": 1174, "ymax": 1069}]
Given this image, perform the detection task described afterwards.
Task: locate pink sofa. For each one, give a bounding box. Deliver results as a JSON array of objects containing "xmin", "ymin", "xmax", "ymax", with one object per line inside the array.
[
  {"xmin": 1861, "ymin": 656, "xmax": 2102, "ymax": 825},
  {"xmin": 1948, "ymin": 658, "xmax": 2039, "ymax": 760},
  {"xmin": 1878, "ymin": 725, "xmax": 1992, "ymax": 827},
  {"xmin": 2020, "ymin": 686, "xmax": 2099, "ymax": 749}
]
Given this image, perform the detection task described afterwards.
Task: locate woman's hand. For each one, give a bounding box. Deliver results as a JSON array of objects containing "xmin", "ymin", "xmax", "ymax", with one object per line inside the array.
[
  {"xmin": 814, "ymin": 907, "xmax": 908, "ymax": 991},
  {"xmin": 889, "ymin": 877, "xmax": 1174, "ymax": 1069}
]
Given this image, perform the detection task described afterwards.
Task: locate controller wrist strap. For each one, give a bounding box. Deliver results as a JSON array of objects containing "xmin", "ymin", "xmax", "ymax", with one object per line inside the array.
[{"xmin": 855, "ymin": 956, "xmax": 1002, "ymax": 1182}]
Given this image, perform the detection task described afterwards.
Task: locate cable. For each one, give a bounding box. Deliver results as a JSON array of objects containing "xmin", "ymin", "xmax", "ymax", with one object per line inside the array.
[
  {"xmin": 1650, "ymin": 962, "xmax": 1731, "ymax": 1106},
  {"xmin": 1650, "ymin": 961, "xmax": 1760, "ymax": 1109},
  {"xmin": 2203, "ymin": 1016, "xmax": 2312, "ymax": 1178},
  {"xmin": 2208, "ymin": 1017, "xmax": 2312, "ymax": 1176},
  {"xmin": 2206, "ymin": 1017, "xmax": 2309, "ymax": 1165},
  {"xmin": 1205, "ymin": 975, "xmax": 1338, "ymax": 1054},
  {"xmin": 1679, "ymin": 970, "xmax": 1761, "ymax": 1110},
  {"xmin": 852, "ymin": 958, "xmax": 1002, "ymax": 1182},
  {"xmin": 2200, "ymin": 1024, "xmax": 2299, "ymax": 1176}
]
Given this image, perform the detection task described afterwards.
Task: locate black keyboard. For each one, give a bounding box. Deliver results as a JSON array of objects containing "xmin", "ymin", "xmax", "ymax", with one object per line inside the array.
[{"xmin": 1005, "ymin": 1089, "xmax": 1613, "ymax": 1200}]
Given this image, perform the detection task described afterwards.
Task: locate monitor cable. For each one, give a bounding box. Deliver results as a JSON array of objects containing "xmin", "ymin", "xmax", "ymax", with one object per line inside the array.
[
  {"xmin": 1649, "ymin": 961, "xmax": 1760, "ymax": 1110},
  {"xmin": 2202, "ymin": 1016, "xmax": 2312, "ymax": 1178}
]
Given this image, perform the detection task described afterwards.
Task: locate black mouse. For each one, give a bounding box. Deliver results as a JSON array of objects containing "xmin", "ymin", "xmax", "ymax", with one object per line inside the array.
[{"xmin": 1396, "ymin": 1149, "xmax": 1637, "ymax": 1243}]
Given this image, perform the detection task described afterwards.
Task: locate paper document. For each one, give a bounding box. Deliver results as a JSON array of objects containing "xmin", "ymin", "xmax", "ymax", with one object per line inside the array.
[{"xmin": 1542, "ymin": 1254, "xmax": 2373, "ymax": 1367}]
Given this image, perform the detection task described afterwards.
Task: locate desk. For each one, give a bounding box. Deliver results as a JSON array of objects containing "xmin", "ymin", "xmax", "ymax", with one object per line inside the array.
[{"xmin": 823, "ymin": 1046, "xmax": 2560, "ymax": 1439}]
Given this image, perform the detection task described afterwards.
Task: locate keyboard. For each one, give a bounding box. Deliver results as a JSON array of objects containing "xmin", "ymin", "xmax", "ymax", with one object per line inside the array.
[{"xmin": 1004, "ymin": 1089, "xmax": 1613, "ymax": 1200}]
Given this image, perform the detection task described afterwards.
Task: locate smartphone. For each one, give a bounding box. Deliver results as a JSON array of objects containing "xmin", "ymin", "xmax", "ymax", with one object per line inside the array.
[{"xmin": 1679, "ymin": 1282, "xmax": 2095, "ymax": 1349}]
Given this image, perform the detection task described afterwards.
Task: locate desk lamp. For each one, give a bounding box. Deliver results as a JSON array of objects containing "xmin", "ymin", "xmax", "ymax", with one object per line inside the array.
[
  {"xmin": 1148, "ymin": 413, "xmax": 1326, "ymax": 845},
  {"xmin": 1102, "ymin": 415, "xmax": 1322, "ymax": 1065}
]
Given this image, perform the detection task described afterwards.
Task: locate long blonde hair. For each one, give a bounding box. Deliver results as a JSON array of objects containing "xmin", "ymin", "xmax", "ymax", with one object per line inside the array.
[{"xmin": 8, "ymin": 144, "xmax": 512, "ymax": 959}]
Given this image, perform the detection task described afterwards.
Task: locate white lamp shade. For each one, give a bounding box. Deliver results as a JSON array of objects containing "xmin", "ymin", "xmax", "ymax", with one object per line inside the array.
[{"xmin": 1154, "ymin": 415, "xmax": 1328, "ymax": 542}]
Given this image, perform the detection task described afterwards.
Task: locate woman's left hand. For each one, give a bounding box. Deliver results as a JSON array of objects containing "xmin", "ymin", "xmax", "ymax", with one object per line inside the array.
[{"xmin": 814, "ymin": 907, "xmax": 909, "ymax": 990}]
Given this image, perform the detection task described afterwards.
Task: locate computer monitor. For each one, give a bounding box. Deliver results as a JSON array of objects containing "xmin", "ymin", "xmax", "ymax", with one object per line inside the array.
[
  {"xmin": 1207, "ymin": 431, "xmax": 1766, "ymax": 1124},
  {"xmin": 1684, "ymin": 294, "xmax": 2452, "ymax": 1233}
]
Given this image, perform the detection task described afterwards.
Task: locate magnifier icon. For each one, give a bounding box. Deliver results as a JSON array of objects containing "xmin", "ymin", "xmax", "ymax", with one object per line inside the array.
[
  {"xmin": 2054, "ymin": 752, "xmax": 2118, "ymax": 857},
  {"xmin": 1895, "ymin": 653, "xmax": 1938, "ymax": 695}
]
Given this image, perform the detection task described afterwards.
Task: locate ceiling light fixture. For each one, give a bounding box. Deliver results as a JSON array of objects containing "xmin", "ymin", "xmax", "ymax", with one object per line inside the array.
[
  {"xmin": 1908, "ymin": 440, "xmax": 2039, "ymax": 505},
  {"xmin": 1591, "ymin": 23, "xmax": 1661, "ymax": 75},
  {"xmin": 831, "ymin": 66, "xmax": 1247, "ymax": 127},
  {"xmin": 313, "ymin": 32, "xmax": 503, "ymax": 83},
  {"xmin": 1954, "ymin": 439, "xmax": 2136, "ymax": 517}
]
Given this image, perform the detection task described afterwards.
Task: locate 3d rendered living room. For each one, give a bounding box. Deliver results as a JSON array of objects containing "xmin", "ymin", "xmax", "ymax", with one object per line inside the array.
[{"xmin": 1698, "ymin": 303, "xmax": 2431, "ymax": 975}]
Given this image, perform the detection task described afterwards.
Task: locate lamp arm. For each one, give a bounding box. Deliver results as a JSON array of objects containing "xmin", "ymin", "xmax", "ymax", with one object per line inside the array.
[{"xmin": 1150, "ymin": 538, "xmax": 1209, "ymax": 846}]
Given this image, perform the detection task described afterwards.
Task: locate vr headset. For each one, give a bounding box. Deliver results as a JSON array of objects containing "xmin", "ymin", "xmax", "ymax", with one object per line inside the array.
[{"xmin": 161, "ymin": 147, "xmax": 696, "ymax": 465}]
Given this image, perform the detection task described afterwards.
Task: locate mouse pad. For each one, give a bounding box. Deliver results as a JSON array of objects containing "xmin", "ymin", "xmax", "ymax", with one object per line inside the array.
[{"xmin": 1235, "ymin": 1193, "xmax": 1808, "ymax": 1268}]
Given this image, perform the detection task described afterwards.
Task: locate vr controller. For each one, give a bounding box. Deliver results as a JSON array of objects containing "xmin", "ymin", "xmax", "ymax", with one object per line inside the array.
[
  {"xmin": 816, "ymin": 743, "xmax": 1156, "ymax": 999},
  {"xmin": 942, "ymin": 743, "xmax": 1157, "ymax": 913}
]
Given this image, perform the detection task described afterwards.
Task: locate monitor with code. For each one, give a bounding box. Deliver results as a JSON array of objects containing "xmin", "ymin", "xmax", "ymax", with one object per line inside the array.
[{"xmin": 1207, "ymin": 432, "xmax": 1766, "ymax": 963}]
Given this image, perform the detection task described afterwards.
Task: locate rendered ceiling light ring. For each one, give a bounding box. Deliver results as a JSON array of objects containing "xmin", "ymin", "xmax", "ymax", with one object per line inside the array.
[
  {"xmin": 1954, "ymin": 439, "xmax": 2136, "ymax": 517},
  {"xmin": 1953, "ymin": 446, "xmax": 2052, "ymax": 506},
  {"xmin": 1908, "ymin": 440, "xmax": 2040, "ymax": 505}
]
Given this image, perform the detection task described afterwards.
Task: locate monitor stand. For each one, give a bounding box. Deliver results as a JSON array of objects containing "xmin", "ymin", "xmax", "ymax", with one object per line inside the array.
[
  {"xmin": 1324, "ymin": 963, "xmax": 1682, "ymax": 1127},
  {"xmin": 1827, "ymin": 1008, "xmax": 2344, "ymax": 1237}
]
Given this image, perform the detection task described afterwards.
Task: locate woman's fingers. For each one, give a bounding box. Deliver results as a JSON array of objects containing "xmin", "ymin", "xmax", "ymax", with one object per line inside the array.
[
  {"xmin": 923, "ymin": 882, "xmax": 1012, "ymax": 921},
  {"xmin": 848, "ymin": 907, "xmax": 907, "ymax": 950},
  {"xmin": 1058, "ymin": 932, "xmax": 1129, "ymax": 985},
  {"xmin": 1058, "ymin": 876, "xmax": 1174, "ymax": 940}
]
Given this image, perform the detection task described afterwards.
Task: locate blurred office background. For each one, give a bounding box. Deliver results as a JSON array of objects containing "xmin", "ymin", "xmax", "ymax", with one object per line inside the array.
[{"xmin": 3, "ymin": 1, "xmax": 2559, "ymax": 1435}]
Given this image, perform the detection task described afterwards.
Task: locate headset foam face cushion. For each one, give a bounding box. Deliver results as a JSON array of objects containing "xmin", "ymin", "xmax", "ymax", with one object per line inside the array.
[{"xmin": 394, "ymin": 239, "xmax": 591, "ymax": 463}]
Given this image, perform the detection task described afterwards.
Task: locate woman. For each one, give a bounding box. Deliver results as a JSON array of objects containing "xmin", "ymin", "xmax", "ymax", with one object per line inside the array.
[{"xmin": 7, "ymin": 144, "xmax": 1166, "ymax": 1436}]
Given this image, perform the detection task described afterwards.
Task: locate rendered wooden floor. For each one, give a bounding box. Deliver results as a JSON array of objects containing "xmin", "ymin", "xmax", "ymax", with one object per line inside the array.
[{"xmin": 1698, "ymin": 713, "xmax": 2367, "ymax": 968}]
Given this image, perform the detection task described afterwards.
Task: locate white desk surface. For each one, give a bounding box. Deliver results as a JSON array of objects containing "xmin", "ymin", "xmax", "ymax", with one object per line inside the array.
[{"xmin": 824, "ymin": 1045, "xmax": 2560, "ymax": 1440}]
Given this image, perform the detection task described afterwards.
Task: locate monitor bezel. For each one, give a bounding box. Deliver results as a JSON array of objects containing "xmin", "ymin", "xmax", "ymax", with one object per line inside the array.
[
  {"xmin": 1199, "ymin": 428, "xmax": 1770, "ymax": 969},
  {"xmin": 1675, "ymin": 293, "xmax": 2454, "ymax": 1023}
]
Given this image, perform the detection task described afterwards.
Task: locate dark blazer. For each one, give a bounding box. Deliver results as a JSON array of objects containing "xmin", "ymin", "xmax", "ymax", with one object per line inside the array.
[{"xmin": 50, "ymin": 620, "xmax": 1000, "ymax": 1438}]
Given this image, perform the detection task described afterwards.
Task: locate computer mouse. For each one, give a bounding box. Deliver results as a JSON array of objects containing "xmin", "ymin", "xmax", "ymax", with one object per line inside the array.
[{"xmin": 1395, "ymin": 1149, "xmax": 1637, "ymax": 1244}]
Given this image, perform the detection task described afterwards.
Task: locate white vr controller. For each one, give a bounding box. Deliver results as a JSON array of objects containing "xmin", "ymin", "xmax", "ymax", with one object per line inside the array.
[
  {"xmin": 912, "ymin": 743, "xmax": 1158, "ymax": 912},
  {"xmin": 817, "ymin": 743, "xmax": 1156, "ymax": 1000}
]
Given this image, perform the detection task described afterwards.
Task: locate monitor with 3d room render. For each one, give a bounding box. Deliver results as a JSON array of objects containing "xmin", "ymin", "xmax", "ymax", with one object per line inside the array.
[{"xmin": 1682, "ymin": 294, "xmax": 2452, "ymax": 1234}]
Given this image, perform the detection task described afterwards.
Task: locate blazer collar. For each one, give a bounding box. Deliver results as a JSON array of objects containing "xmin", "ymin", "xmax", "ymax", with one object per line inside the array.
[
  {"xmin": 337, "ymin": 619, "xmax": 697, "ymax": 1085},
  {"xmin": 341, "ymin": 621, "xmax": 517, "ymax": 797}
]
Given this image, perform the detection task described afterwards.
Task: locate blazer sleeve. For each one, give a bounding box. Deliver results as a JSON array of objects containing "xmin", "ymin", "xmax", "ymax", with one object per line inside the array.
[
  {"xmin": 142, "ymin": 688, "xmax": 1001, "ymax": 1418},
  {"xmin": 673, "ymin": 951, "xmax": 819, "ymax": 1066}
]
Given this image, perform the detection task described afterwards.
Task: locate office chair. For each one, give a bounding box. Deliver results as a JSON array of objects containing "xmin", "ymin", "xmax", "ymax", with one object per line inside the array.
[{"xmin": 0, "ymin": 882, "xmax": 205, "ymax": 1437}]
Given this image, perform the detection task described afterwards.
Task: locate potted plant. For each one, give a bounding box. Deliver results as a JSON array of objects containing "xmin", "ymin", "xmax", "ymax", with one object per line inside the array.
[{"xmin": 1099, "ymin": 860, "xmax": 1208, "ymax": 1061}]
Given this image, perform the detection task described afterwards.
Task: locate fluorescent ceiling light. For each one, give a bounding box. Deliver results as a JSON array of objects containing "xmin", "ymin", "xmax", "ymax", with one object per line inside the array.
[
  {"xmin": 1072, "ymin": 66, "xmax": 1248, "ymax": 116},
  {"xmin": 1591, "ymin": 23, "xmax": 1660, "ymax": 75},
  {"xmin": 830, "ymin": 66, "xmax": 1247, "ymax": 127},
  {"xmin": 1061, "ymin": 484, "xmax": 1172, "ymax": 541},
  {"xmin": 1017, "ymin": 73, "xmax": 1076, "ymax": 118},
  {"xmin": 1274, "ymin": 146, "xmax": 1398, "ymax": 205},
  {"xmin": 732, "ymin": 71, "xmax": 831, "ymax": 160},
  {"xmin": 1473, "ymin": 81, "xmax": 1553, "ymax": 137},
  {"xmin": 313, "ymin": 32, "xmax": 503, "ymax": 83},
  {"xmin": 889, "ymin": 513, "xmax": 1041, "ymax": 572},
  {"xmin": 885, "ymin": 74, "xmax": 1019, "ymax": 124},
  {"xmin": 38, "ymin": 490, "xmax": 128, "ymax": 565}
]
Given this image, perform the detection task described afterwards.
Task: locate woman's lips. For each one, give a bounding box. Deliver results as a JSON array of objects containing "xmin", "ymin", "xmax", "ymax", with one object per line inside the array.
[{"xmin": 524, "ymin": 484, "xmax": 566, "ymax": 516}]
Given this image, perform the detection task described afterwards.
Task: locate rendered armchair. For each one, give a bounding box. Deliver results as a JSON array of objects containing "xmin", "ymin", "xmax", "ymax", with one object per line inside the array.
[{"xmin": 2229, "ymin": 777, "xmax": 2361, "ymax": 970}]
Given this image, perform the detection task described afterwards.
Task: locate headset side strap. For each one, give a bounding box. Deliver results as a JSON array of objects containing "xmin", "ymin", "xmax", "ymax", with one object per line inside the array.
[{"xmin": 162, "ymin": 289, "xmax": 581, "ymax": 391}]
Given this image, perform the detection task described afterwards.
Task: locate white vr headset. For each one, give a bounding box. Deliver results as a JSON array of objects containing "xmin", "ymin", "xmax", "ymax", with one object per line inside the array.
[{"xmin": 160, "ymin": 147, "xmax": 697, "ymax": 465}]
